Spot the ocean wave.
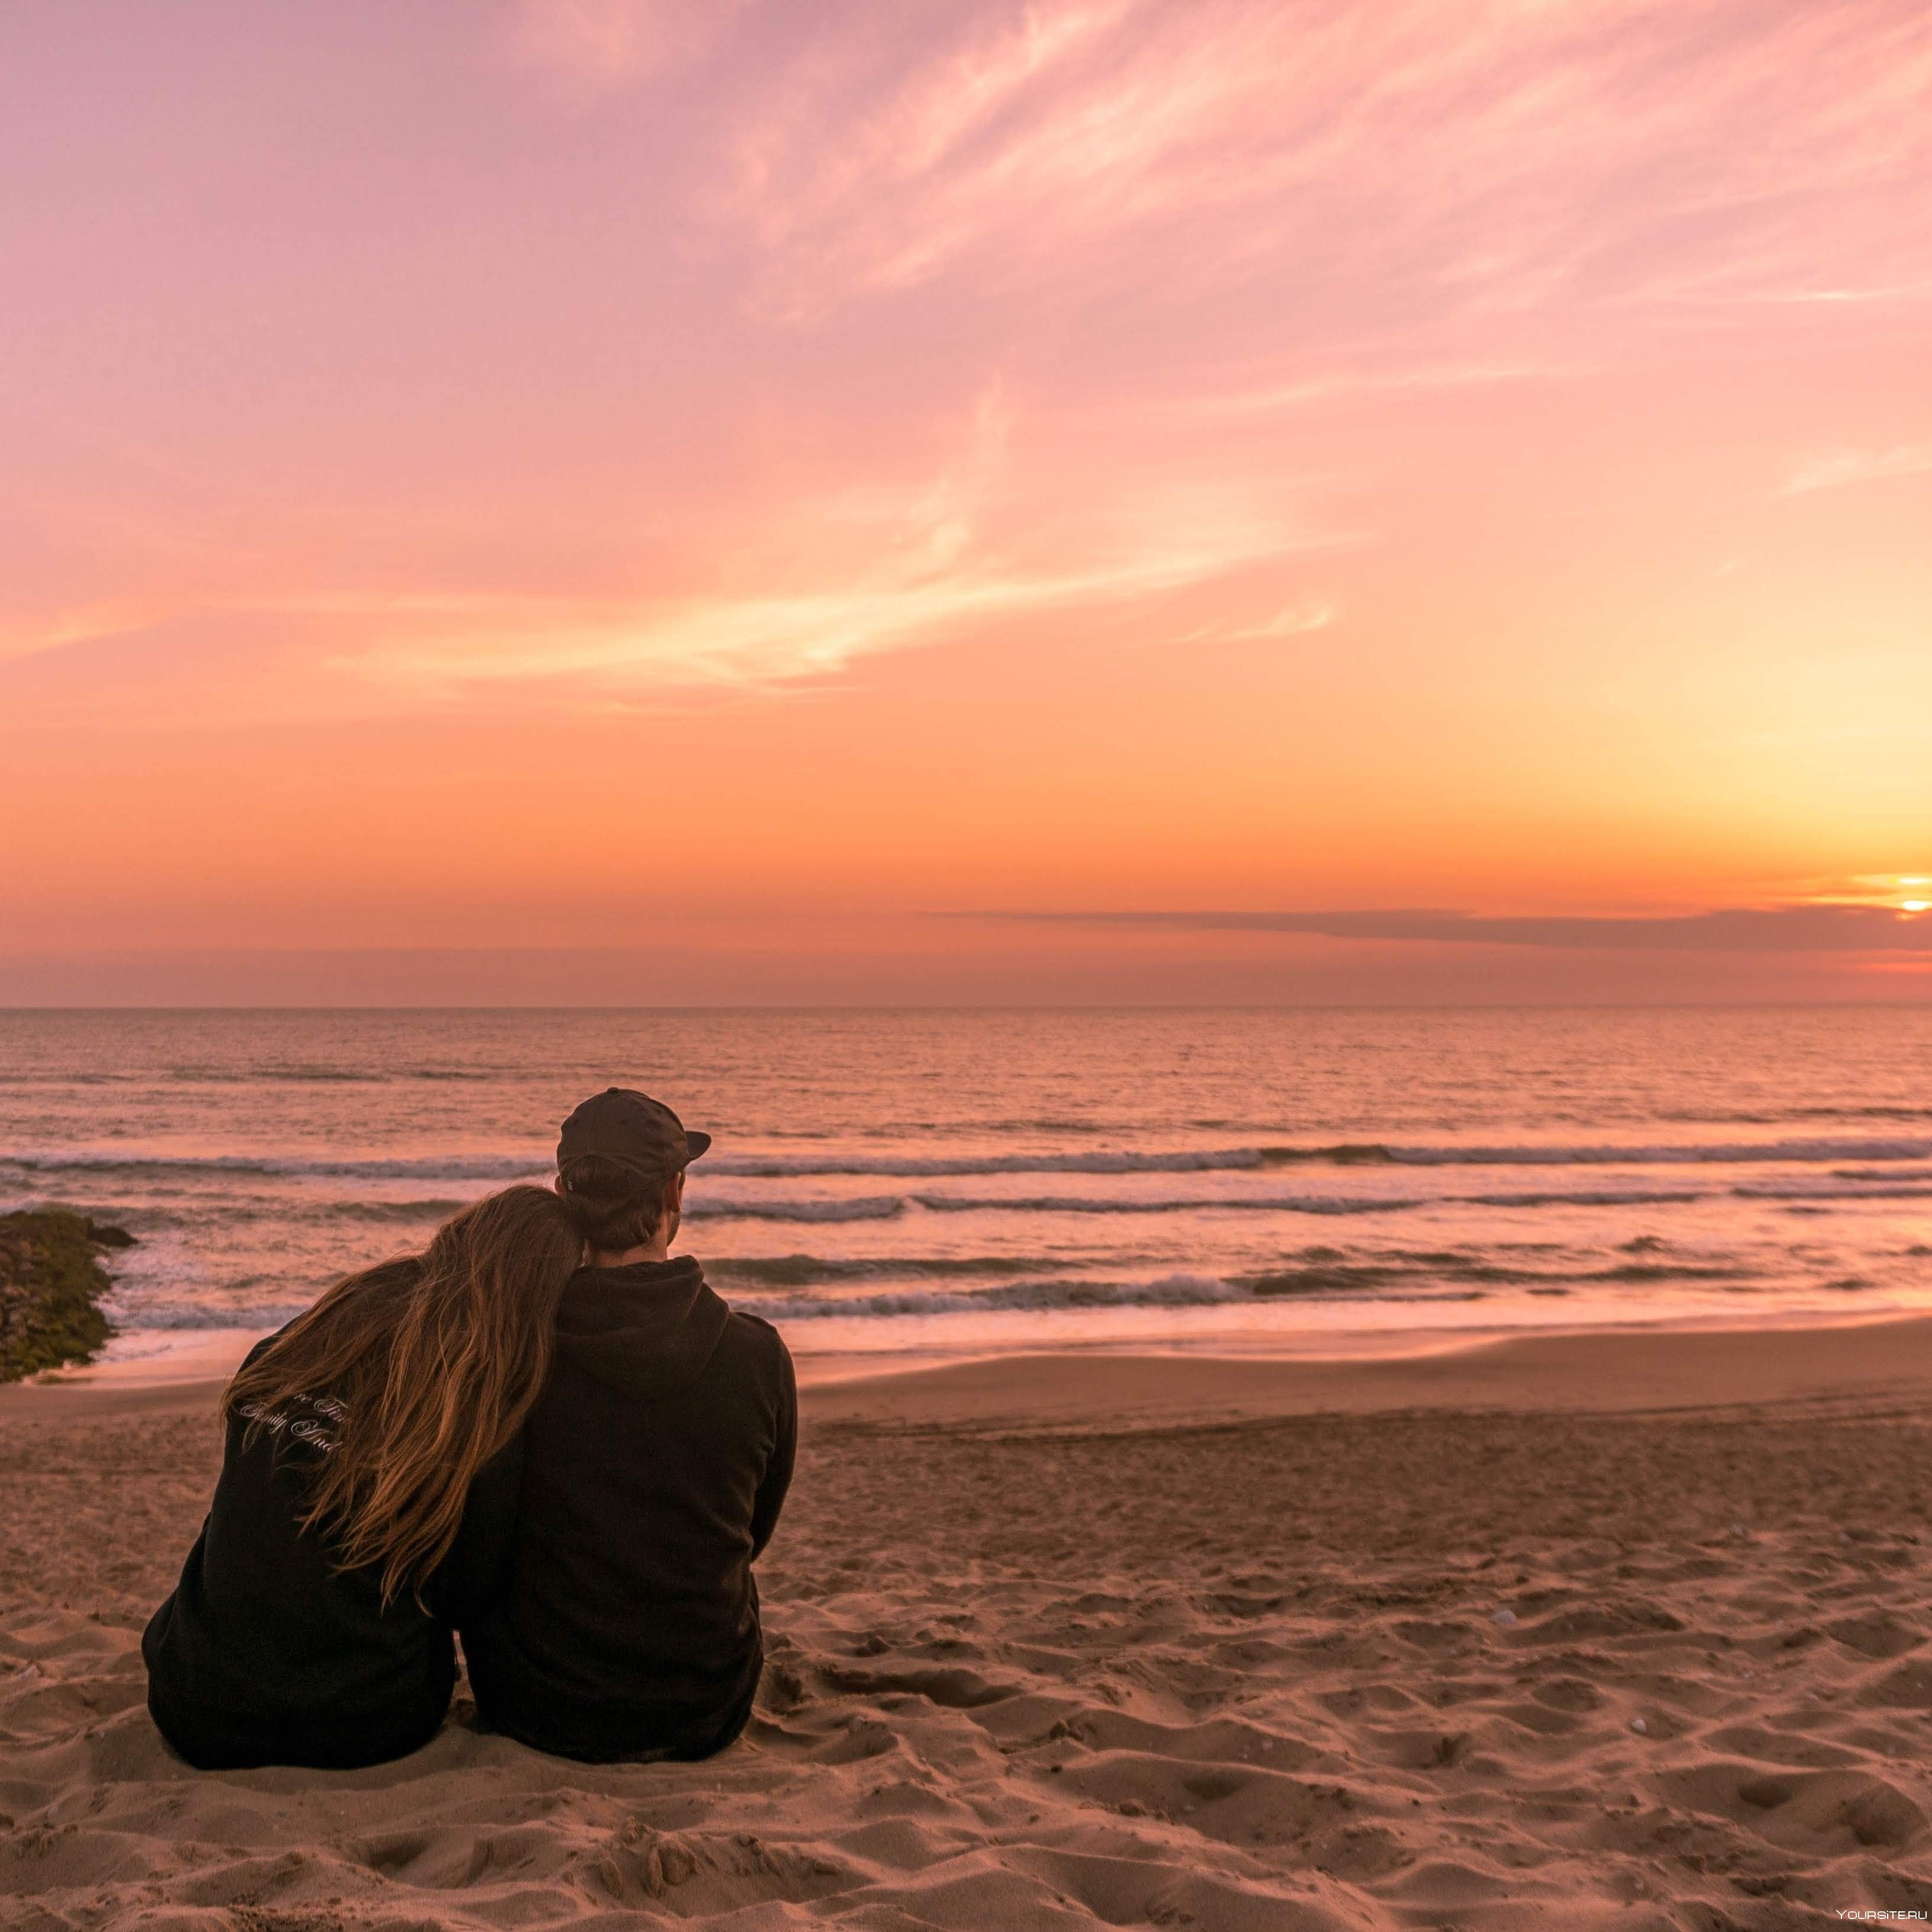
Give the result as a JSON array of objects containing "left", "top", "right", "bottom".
[
  {"left": 733, "top": 1274, "right": 1254, "bottom": 1320},
  {"left": 1235, "top": 1256, "right": 1747, "bottom": 1295},
  {"left": 1262, "top": 1136, "right": 1932, "bottom": 1168},
  {"left": 734, "top": 1274, "right": 1507, "bottom": 1320},
  {"left": 709, "top": 1248, "right": 1735, "bottom": 1293},
  {"left": 735, "top": 1244, "right": 1768, "bottom": 1316},
  {"left": 1793, "top": 1106, "right": 1932, "bottom": 1122},
  {"left": 708, "top": 1253, "right": 1078, "bottom": 1287},
  {"left": 705, "top": 1147, "right": 1270, "bottom": 1177},
  {"left": 117, "top": 1193, "right": 489, "bottom": 1225},
  {"left": 20, "top": 1164, "right": 1908, "bottom": 1224},
  {"left": 1731, "top": 1181, "right": 1932, "bottom": 1202},
  {"left": 1466, "top": 1189, "right": 1708, "bottom": 1209},
  {"left": 1259, "top": 1143, "right": 1402, "bottom": 1165},
  {"left": 0, "top": 1072, "right": 138, "bottom": 1085},
  {"left": 99, "top": 1297, "right": 312, "bottom": 1331},
  {"left": 89, "top": 1246, "right": 1780, "bottom": 1332},
  {"left": 908, "top": 1192, "right": 1426, "bottom": 1217},
  {"left": 251, "top": 1068, "right": 390, "bottom": 1083},
  {"left": 0, "top": 1150, "right": 549, "bottom": 1182},
  {"left": 305, "top": 1197, "right": 475, "bottom": 1222},
  {"left": 902, "top": 1186, "right": 1715, "bottom": 1215},
  {"left": 98, "top": 1268, "right": 1388, "bottom": 1330},
  {"left": 687, "top": 1195, "right": 906, "bottom": 1223},
  {"left": 161, "top": 1066, "right": 495, "bottom": 1084},
  {"left": 12, "top": 1132, "right": 1927, "bottom": 1188}
]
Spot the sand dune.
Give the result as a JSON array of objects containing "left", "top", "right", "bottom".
[{"left": 8, "top": 1326, "right": 1932, "bottom": 1927}]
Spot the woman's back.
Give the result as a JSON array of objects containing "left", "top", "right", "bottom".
[
  {"left": 142, "top": 1345, "right": 519, "bottom": 1768},
  {"left": 460, "top": 1256, "right": 796, "bottom": 1760},
  {"left": 142, "top": 1186, "right": 580, "bottom": 1771}
]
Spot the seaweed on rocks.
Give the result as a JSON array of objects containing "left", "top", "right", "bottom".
[{"left": 0, "top": 1210, "right": 130, "bottom": 1381}]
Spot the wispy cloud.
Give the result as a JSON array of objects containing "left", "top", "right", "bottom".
[
  {"left": 1779, "top": 445, "right": 1932, "bottom": 497},
  {"left": 722, "top": 0, "right": 1932, "bottom": 322},
  {"left": 347, "top": 521, "right": 1322, "bottom": 697},
  {"left": 332, "top": 387, "right": 1342, "bottom": 696},
  {"left": 983, "top": 906, "right": 1932, "bottom": 952},
  {"left": 2, "top": 370, "right": 1356, "bottom": 712}
]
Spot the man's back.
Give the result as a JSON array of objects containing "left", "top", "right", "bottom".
[{"left": 462, "top": 1256, "right": 796, "bottom": 1760}]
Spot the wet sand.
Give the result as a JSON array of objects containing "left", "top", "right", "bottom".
[{"left": 7, "top": 1322, "right": 1932, "bottom": 1928}]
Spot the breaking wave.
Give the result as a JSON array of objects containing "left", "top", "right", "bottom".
[
  {"left": 708, "top": 1253, "right": 1078, "bottom": 1287},
  {"left": 99, "top": 1297, "right": 314, "bottom": 1332},
  {"left": 1259, "top": 1136, "right": 1932, "bottom": 1168},
  {"left": 686, "top": 1195, "right": 906, "bottom": 1224}
]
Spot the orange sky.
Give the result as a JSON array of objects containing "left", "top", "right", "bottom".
[{"left": 3, "top": 1, "right": 1929, "bottom": 1002}]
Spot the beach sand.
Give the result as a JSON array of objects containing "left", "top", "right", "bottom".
[{"left": 7, "top": 1324, "right": 1932, "bottom": 1929}]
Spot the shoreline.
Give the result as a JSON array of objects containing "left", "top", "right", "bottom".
[{"left": 11, "top": 1308, "right": 1932, "bottom": 1428}]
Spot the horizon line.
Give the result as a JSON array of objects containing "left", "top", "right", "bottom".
[{"left": 4, "top": 999, "right": 1926, "bottom": 1014}]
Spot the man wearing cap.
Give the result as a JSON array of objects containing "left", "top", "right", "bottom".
[{"left": 458, "top": 1088, "right": 797, "bottom": 1763}]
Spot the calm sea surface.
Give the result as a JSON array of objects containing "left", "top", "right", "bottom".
[{"left": 4, "top": 1007, "right": 1931, "bottom": 1371}]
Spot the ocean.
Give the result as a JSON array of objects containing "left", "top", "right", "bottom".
[{"left": 4, "top": 1006, "right": 1930, "bottom": 1374}]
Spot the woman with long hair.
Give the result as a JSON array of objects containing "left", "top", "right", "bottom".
[{"left": 143, "top": 1184, "right": 581, "bottom": 1771}]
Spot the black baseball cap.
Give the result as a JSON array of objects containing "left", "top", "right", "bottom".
[{"left": 557, "top": 1087, "right": 711, "bottom": 1181}]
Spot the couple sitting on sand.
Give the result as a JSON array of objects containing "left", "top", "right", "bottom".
[{"left": 141, "top": 1088, "right": 796, "bottom": 1771}]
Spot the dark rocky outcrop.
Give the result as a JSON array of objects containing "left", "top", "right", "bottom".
[{"left": 0, "top": 1210, "right": 130, "bottom": 1381}]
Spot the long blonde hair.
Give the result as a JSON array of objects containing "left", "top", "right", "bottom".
[{"left": 223, "top": 1184, "right": 579, "bottom": 1604}]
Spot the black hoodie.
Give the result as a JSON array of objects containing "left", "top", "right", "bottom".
[
  {"left": 141, "top": 1335, "right": 521, "bottom": 1771},
  {"left": 460, "top": 1256, "right": 796, "bottom": 1762}
]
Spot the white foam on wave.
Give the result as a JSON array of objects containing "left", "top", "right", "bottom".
[{"left": 102, "top": 1296, "right": 314, "bottom": 1332}]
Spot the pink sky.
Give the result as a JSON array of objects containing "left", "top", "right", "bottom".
[{"left": 3, "top": 1, "right": 1929, "bottom": 1001}]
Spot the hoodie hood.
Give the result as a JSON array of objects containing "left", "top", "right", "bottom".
[{"left": 553, "top": 1255, "right": 731, "bottom": 1400}]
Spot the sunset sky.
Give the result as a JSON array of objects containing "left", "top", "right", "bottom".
[{"left": 4, "top": 0, "right": 1929, "bottom": 1003}]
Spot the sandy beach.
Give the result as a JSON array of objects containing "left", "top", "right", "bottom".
[{"left": 8, "top": 1323, "right": 1932, "bottom": 1930}]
